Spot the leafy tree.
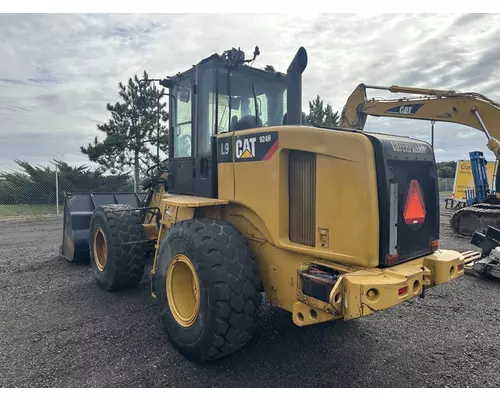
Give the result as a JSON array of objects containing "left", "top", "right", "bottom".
[
  {"left": 80, "top": 70, "right": 169, "bottom": 191},
  {"left": 436, "top": 161, "right": 457, "bottom": 178},
  {"left": 436, "top": 161, "right": 457, "bottom": 171},
  {"left": 437, "top": 166, "right": 455, "bottom": 178},
  {"left": 0, "top": 160, "right": 132, "bottom": 205},
  {"left": 306, "top": 95, "right": 339, "bottom": 127}
]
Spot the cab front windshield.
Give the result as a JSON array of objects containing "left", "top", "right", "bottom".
[{"left": 219, "top": 68, "right": 287, "bottom": 129}]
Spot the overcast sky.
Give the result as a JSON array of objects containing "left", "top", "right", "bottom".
[{"left": 1, "top": 13, "right": 500, "bottom": 172}]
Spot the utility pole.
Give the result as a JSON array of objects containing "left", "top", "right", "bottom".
[
  {"left": 49, "top": 160, "right": 59, "bottom": 216},
  {"left": 431, "top": 120, "right": 435, "bottom": 149},
  {"left": 55, "top": 163, "right": 59, "bottom": 216}
]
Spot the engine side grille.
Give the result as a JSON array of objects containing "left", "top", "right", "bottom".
[{"left": 289, "top": 150, "right": 316, "bottom": 247}]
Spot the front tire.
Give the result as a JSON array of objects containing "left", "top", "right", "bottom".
[
  {"left": 89, "top": 204, "right": 149, "bottom": 291},
  {"left": 155, "top": 218, "right": 262, "bottom": 363}
]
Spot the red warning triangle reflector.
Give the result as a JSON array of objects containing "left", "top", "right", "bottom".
[{"left": 403, "top": 179, "right": 426, "bottom": 225}]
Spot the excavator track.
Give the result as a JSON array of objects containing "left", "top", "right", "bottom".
[{"left": 449, "top": 203, "right": 500, "bottom": 237}]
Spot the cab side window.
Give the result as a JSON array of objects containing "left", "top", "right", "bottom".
[{"left": 172, "top": 79, "right": 192, "bottom": 158}]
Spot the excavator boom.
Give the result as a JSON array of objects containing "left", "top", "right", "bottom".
[
  {"left": 340, "top": 83, "right": 500, "bottom": 238},
  {"left": 340, "top": 83, "right": 500, "bottom": 150}
]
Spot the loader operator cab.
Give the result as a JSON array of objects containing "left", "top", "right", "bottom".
[{"left": 160, "top": 47, "right": 293, "bottom": 199}]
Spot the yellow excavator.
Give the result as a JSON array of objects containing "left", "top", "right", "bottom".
[{"left": 340, "top": 83, "right": 500, "bottom": 238}]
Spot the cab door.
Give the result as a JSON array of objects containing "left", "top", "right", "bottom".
[
  {"left": 168, "top": 62, "right": 226, "bottom": 199},
  {"left": 168, "top": 72, "right": 195, "bottom": 195},
  {"left": 193, "top": 63, "right": 218, "bottom": 198}
]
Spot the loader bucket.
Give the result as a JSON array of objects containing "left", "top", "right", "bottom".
[{"left": 60, "top": 192, "right": 148, "bottom": 263}]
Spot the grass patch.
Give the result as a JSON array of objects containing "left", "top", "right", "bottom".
[{"left": 0, "top": 204, "right": 61, "bottom": 219}]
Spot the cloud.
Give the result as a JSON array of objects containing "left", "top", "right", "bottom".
[{"left": 1, "top": 13, "right": 499, "bottom": 172}]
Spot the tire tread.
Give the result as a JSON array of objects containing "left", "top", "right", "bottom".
[
  {"left": 159, "top": 218, "right": 261, "bottom": 362},
  {"left": 90, "top": 204, "right": 148, "bottom": 291}
]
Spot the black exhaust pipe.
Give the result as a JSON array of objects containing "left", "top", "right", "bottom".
[{"left": 286, "top": 46, "right": 308, "bottom": 125}]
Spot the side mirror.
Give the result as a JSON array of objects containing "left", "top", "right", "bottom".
[{"left": 179, "top": 88, "right": 190, "bottom": 103}]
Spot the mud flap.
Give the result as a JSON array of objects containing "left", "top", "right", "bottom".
[{"left": 60, "top": 192, "right": 147, "bottom": 263}]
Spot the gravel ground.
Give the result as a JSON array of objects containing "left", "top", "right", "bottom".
[{"left": 1, "top": 206, "right": 500, "bottom": 388}]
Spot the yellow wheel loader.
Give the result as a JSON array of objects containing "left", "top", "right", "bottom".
[{"left": 61, "top": 46, "right": 466, "bottom": 363}]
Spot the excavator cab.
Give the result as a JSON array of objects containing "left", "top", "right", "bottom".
[{"left": 160, "top": 47, "right": 290, "bottom": 199}]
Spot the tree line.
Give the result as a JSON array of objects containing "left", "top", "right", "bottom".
[
  {"left": 0, "top": 161, "right": 132, "bottom": 205},
  {"left": 436, "top": 161, "right": 457, "bottom": 178}
]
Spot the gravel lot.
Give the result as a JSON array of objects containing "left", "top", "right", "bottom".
[{"left": 1, "top": 204, "right": 500, "bottom": 388}]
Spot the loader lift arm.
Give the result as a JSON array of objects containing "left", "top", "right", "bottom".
[{"left": 339, "top": 83, "right": 500, "bottom": 162}]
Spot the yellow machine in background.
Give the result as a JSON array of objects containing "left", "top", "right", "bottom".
[
  {"left": 61, "top": 47, "right": 466, "bottom": 364},
  {"left": 452, "top": 160, "right": 496, "bottom": 201},
  {"left": 340, "top": 83, "right": 500, "bottom": 237}
]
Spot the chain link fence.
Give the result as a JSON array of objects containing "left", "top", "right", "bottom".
[
  {"left": 0, "top": 159, "right": 459, "bottom": 220},
  {"left": 438, "top": 178, "right": 454, "bottom": 194},
  {"left": 0, "top": 160, "right": 136, "bottom": 220}
]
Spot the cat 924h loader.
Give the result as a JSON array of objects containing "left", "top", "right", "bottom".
[{"left": 61, "top": 46, "right": 467, "bottom": 363}]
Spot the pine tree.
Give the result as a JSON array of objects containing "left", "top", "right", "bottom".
[
  {"left": 80, "top": 70, "right": 169, "bottom": 191},
  {"left": 306, "top": 95, "right": 339, "bottom": 127}
]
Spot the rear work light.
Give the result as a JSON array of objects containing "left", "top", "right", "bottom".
[{"left": 403, "top": 179, "right": 426, "bottom": 225}]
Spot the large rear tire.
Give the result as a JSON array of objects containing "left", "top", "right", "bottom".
[
  {"left": 154, "top": 218, "right": 262, "bottom": 363},
  {"left": 89, "top": 204, "right": 149, "bottom": 291}
]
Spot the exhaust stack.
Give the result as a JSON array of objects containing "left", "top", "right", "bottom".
[{"left": 286, "top": 46, "right": 308, "bottom": 125}]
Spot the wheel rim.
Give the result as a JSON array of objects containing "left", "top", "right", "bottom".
[
  {"left": 166, "top": 254, "right": 200, "bottom": 328},
  {"left": 93, "top": 227, "right": 107, "bottom": 272}
]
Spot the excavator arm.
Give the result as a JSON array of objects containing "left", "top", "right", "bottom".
[{"left": 339, "top": 83, "right": 500, "bottom": 158}]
